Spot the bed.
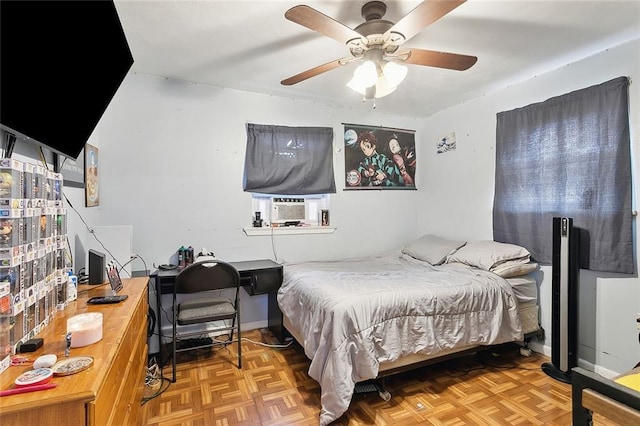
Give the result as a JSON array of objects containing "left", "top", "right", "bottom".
[{"left": 278, "top": 235, "right": 542, "bottom": 425}]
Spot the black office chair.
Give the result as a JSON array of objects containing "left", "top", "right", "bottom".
[{"left": 171, "top": 259, "right": 241, "bottom": 382}]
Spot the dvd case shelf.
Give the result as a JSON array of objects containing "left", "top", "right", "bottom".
[{"left": 0, "top": 158, "right": 67, "bottom": 375}]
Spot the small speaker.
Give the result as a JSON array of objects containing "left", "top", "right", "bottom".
[{"left": 88, "top": 249, "right": 106, "bottom": 284}]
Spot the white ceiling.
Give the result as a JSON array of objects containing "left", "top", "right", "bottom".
[{"left": 113, "top": 0, "right": 640, "bottom": 118}]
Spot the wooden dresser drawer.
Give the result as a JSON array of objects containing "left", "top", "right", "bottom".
[{"left": 93, "top": 285, "right": 148, "bottom": 425}]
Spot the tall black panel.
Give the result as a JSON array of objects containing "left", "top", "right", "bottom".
[
  {"left": 88, "top": 250, "right": 106, "bottom": 285},
  {"left": 542, "top": 217, "right": 580, "bottom": 383},
  {"left": 1, "top": 1, "right": 133, "bottom": 160}
]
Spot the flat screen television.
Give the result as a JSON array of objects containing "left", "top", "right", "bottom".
[{"left": 0, "top": 1, "right": 134, "bottom": 160}]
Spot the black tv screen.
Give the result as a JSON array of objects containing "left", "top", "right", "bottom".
[{"left": 0, "top": 0, "right": 134, "bottom": 160}]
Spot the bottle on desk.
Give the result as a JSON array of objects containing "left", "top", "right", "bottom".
[
  {"left": 178, "top": 246, "right": 186, "bottom": 269},
  {"left": 67, "top": 271, "right": 78, "bottom": 302},
  {"left": 186, "top": 246, "right": 194, "bottom": 265}
]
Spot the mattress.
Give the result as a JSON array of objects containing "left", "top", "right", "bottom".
[
  {"left": 507, "top": 274, "right": 538, "bottom": 304},
  {"left": 506, "top": 274, "right": 540, "bottom": 335}
]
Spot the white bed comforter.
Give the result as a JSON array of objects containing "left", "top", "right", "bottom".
[{"left": 278, "top": 253, "right": 523, "bottom": 425}]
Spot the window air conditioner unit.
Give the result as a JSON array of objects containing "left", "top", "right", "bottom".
[{"left": 271, "top": 197, "right": 306, "bottom": 224}]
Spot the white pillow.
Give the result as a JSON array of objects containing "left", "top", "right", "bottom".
[
  {"left": 402, "top": 235, "right": 466, "bottom": 265},
  {"left": 446, "top": 240, "right": 530, "bottom": 271},
  {"left": 491, "top": 260, "right": 538, "bottom": 278}
]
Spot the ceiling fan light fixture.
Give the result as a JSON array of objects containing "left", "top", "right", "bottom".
[
  {"left": 347, "top": 81, "right": 367, "bottom": 96},
  {"left": 283, "top": 1, "right": 478, "bottom": 98},
  {"left": 347, "top": 60, "right": 378, "bottom": 93},
  {"left": 348, "top": 62, "right": 401, "bottom": 99},
  {"left": 372, "top": 75, "right": 397, "bottom": 98},
  {"left": 382, "top": 61, "right": 407, "bottom": 87}
]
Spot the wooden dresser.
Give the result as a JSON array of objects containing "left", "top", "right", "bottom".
[{"left": 0, "top": 277, "right": 148, "bottom": 426}]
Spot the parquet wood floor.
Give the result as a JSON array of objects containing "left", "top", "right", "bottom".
[{"left": 141, "top": 329, "right": 617, "bottom": 426}]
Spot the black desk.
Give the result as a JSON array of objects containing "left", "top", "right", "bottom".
[
  {"left": 150, "top": 259, "right": 287, "bottom": 355},
  {"left": 153, "top": 259, "right": 283, "bottom": 295}
]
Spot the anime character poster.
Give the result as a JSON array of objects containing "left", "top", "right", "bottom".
[{"left": 344, "top": 124, "right": 416, "bottom": 190}]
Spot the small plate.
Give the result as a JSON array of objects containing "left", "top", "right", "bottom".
[{"left": 51, "top": 356, "right": 94, "bottom": 376}]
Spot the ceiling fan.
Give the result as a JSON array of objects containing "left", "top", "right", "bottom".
[{"left": 281, "top": 0, "right": 477, "bottom": 99}]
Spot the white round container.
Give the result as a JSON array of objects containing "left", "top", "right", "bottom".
[
  {"left": 67, "top": 312, "right": 103, "bottom": 347},
  {"left": 15, "top": 367, "right": 53, "bottom": 387}
]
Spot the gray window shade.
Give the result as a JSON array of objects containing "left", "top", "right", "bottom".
[
  {"left": 493, "top": 76, "right": 633, "bottom": 274},
  {"left": 243, "top": 123, "right": 336, "bottom": 195}
]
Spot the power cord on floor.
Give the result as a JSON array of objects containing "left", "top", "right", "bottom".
[
  {"left": 144, "top": 360, "right": 162, "bottom": 387},
  {"left": 240, "top": 336, "right": 294, "bottom": 348},
  {"left": 142, "top": 333, "right": 294, "bottom": 405},
  {"left": 209, "top": 334, "right": 294, "bottom": 349},
  {"left": 445, "top": 346, "right": 542, "bottom": 378},
  {"left": 476, "top": 349, "right": 541, "bottom": 371},
  {"left": 157, "top": 332, "right": 295, "bottom": 350},
  {"left": 141, "top": 356, "right": 171, "bottom": 405}
]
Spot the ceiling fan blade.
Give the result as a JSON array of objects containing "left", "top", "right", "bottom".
[
  {"left": 281, "top": 57, "right": 352, "bottom": 86},
  {"left": 384, "top": 0, "right": 466, "bottom": 44},
  {"left": 285, "top": 5, "right": 363, "bottom": 45},
  {"left": 403, "top": 48, "right": 477, "bottom": 71}
]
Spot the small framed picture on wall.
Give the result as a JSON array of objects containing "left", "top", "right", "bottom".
[{"left": 84, "top": 144, "right": 99, "bottom": 207}]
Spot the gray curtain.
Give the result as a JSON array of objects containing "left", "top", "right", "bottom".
[
  {"left": 243, "top": 123, "right": 336, "bottom": 195},
  {"left": 493, "top": 76, "right": 633, "bottom": 274}
]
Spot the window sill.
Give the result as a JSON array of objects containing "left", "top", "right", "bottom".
[{"left": 243, "top": 226, "right": 337, "bottom": 236}]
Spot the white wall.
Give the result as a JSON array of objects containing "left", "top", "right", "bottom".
[
  {"left": 415, "top": 39, "right": 640, "bottom": 376},
  {"left": 58, "top": 38, "right": 639, "bottom": 376},
  {"left": 74, "top": 74, "right": 420, "bottom": 329}
]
